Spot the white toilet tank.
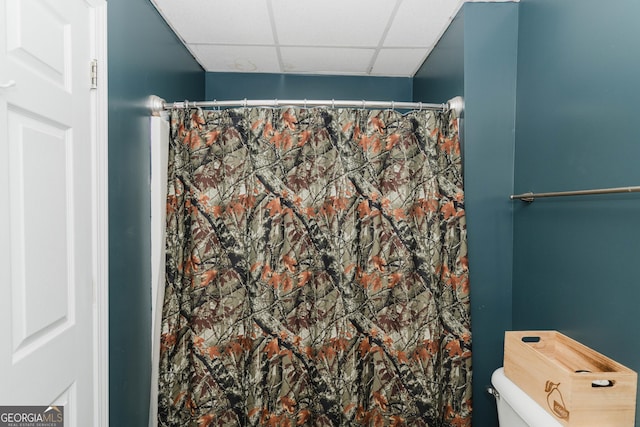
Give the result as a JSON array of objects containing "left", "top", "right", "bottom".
[{"left": 491, "top": 368, "right": 562, "bottom": 427}]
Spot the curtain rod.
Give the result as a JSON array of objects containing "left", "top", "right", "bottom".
[
  {"left": 148, "top": 95, "right": 464, "bottom": 117},
  {"left": 511, "top": 186, "right": 640, "bottom": 202}
]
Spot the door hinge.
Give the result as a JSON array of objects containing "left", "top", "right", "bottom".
[{"left": 90, "top": 59, "right": 98, "bottom": 89}]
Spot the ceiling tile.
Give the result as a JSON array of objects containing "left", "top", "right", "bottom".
[
  {"left": 370, "top": 48, "right": 429, "bottom": 76},
  {"left": 271, "top": 0, "right": 398, "bottom": 47},
  {"left": 384, "top": 0, "right": 461, "bottom": 47},
  {"left": 190, "top": 45, "right": 281, "bottom": 73},
  {"left": 280, "top": 47, "right": 375, "bottom": 74},
  {"left": 152, "top": 0, "right": 519, "bottom": 76},
  {"left": 152, "top": 0, "right": 274, "bottom": 44}
]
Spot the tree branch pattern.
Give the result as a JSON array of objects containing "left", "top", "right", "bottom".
[{"left": 158, "top": 106, "right": 472, "bottom": 427}]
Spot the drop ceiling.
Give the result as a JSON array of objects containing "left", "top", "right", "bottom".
[{"left": 151, "top": 0, "right": 516, "bottom": 77}]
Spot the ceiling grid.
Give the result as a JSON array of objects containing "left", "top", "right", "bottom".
[{"left": 150, "top": 0, "right": 517, "bottom": 77}]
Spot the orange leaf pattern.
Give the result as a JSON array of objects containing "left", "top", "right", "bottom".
[{"left": 159, "top": 107, "right": 471, "bottom": 426}]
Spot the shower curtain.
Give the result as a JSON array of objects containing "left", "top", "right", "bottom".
[{"left": 158, "top": 106, "right": 472, "bottom": 427}]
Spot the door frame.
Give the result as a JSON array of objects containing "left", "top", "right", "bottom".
[{"left": 88, "top": 1, "right": 108, "bottom": 426}]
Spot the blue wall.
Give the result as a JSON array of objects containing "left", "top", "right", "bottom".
[
  {"left": 513, "top": 0, "right": 640, "bottom": 423},
  {"left": 414, "top": 5, "right": 519, "bottom": 425},
  {"left": 206, "top": 72, "right": 412, "bottom": 102},
  {"left": 108, "top": 0, "right": 640, "bottom": 425},
  {"left": 413, "top": 12, "right": 464, "bottom": 104},
  {"left": 464, "top": 4, "right": 519, "bottom": 426},
  {"left": 108, "top": 0, "right": 204, "bottom": 425}
]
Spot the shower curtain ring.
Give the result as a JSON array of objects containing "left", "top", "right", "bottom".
[
  {"left": 331, "top": 99, "right": 335, "bottom": 109},
  {"left": 184, "top": 99, "right": 189, "bottom": 109},
  {"left": 391, "top": 101, "right": 395, "bottom": 111},
  {"left": 243, "top": 98, "right": 248, "bottom": 108},
  {"left": 362, "top": 100, "right": 366, "bottom": 110},
  {"left": 304, "top": 99, "right": 307, "bottom": 109}
]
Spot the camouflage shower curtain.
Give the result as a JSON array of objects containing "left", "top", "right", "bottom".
[{"left": 158, "top": 106, "right": 472, "bottom": 427}]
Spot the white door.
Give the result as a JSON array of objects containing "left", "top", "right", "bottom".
[{"left": 0, "top": 0, "right": 103, "bottom": 425}]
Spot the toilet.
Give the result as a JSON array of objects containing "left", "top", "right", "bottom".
[{"left": 490, "top": 368, "right": 562, "bottom": 426}]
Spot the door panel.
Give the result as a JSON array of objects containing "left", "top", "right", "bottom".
[
  {"left": 6, "top": 0, "right": 70, "bottom": 89},
  {"left": 8, "top": 108, "right": 74, "bottom": 359},
  {"left": 0, "top": 1, "right": 96, "bottom": 425}
]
